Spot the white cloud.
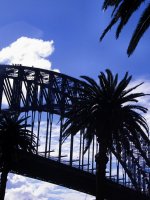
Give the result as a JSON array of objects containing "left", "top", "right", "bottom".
[
  {"left": 1, "top": 65, "right": 150, "bottom": 199},
  {"left": 129, "top": 79, "right": 150, "bottom": 106},
  {"left": 0, "top": 37, "right": 94, "bottom": 200},
  {"left": 5, "top": 116, "right": 94, "bottom": 200},
  {"left": 0, "top": 37, "right": 59, "bottom": 71},
  {"left": 3, "top": 114, "right": 94, "bottom": 200},
  {"left": 6, "top": 174, "right": 93, "bottom": 200},
  {"left": 0, "top": 37, "right": 60, "bottom": 106},
  {"left": 128, "top": 79, "right": 150, "bottom": 127}
]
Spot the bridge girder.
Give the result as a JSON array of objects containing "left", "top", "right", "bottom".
[{"left": 0, "top": 64, "right": 149, "bottom": 197}]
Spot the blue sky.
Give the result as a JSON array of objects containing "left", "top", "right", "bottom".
[
  {"left": 0, "top": 0, "right": 150, "bottom": 79},
  {"left": 0, "top": 0, "right": 150, "bottom": 200}
]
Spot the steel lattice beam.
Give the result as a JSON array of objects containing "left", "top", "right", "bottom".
[{"left": 0, "top": 64, "right": 149, "bottom": 196}]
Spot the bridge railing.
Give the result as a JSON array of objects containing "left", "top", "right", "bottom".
[{"left": 0, "top": 65, "right": 149, "bottom": 195}]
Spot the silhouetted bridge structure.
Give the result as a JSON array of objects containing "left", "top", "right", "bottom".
[{"left": 0, "top": 65, "right": 150, "bottom": 199}]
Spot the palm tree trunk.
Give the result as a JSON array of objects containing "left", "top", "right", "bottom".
[
  {"left": 95, "top": 142, "right": 108, "bottom": 200},
  {"left": 0, "top": 167, "right": 9, "bottom": 200}
]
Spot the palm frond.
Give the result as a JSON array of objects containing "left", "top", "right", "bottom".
[
  {"left": 100, "top": 14, "right": 120, "bottom": 41},
  {"left": 127, "top": 3, "right": 150, "bottom": 56},
  {"left": 111, "top": 0, "right": 122, "bottom": 16},
  {"left": 102, "top": 0, "right": 121, "bottom": 10},
  {"left": 116, "top": 0, "right": 144, "bottom": 38},
  {"left": 83, "top": 126, "right": 95, "bottom": 153},
  {"left": 121, "top": 82, "right": 144, "bottom": 97},
  {"left": 101, "top": 0, "right": 148, "bottom": 55},
  {"left": 114, "top": 72, "right": 132, "bottom": 98},
  {"left": 0, "top": 112, "right": 37, "bottom": 155},
  {"left": 62, "top": 69, "right": 150, "bottom": 185},
  {"left": 80, "top": 75, "right": 101, "bottom": 94},
  {"left": 120, "top": 92, "right": 146, "bottom": 104}
]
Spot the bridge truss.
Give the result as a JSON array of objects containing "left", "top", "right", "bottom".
[{"left": 0, "top": 64, "right": 149, "bottom": 196}]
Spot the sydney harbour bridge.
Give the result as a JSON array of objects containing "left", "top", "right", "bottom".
[{"left": 0, "top": 64, "right": 150, "bottom": 200}]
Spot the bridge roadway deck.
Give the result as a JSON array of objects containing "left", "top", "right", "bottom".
[{"left": 9, "top": 151, "right": 149, "bottom": 200}]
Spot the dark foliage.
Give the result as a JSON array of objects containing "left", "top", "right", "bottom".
[
  {"left": 100, "top": 0, "right": 150, "bottom": 56},
  {"left": 0, "top": 112, "right": 37, "bottom": 200},
  {"left": 62, "top": 69, "right": 150, "bottom": 199}
]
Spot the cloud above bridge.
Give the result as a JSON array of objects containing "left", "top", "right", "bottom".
[{"left": 0, "top": 37, "right": 59, "bottom": 71}]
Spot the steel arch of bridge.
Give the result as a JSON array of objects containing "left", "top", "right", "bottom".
[{"left": 0, "top": 64, "right": 150, "bottom": 196}]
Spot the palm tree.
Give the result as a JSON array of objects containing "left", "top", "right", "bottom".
[
  {"left": 100, "top": 0, "right": 150, "bottom": 56},
  {"left": 62, "top": 69, "right": 150, "bottom": 200},
  {"left": 0, "top": 112, "right": 37, "bottom": 200}
]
